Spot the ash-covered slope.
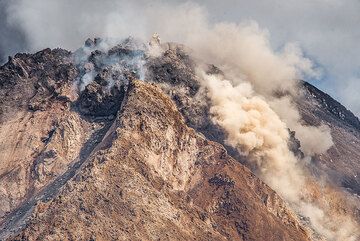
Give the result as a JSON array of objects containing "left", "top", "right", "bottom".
[
  {"left": 297, "top": 81, "right": 360, "bottom": 196},
  {"left": 0, "top": 43, "right": 312, "bottom": 240}
]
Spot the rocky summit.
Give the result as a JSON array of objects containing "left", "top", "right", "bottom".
[{"left": 0, "top": 38, "right": 359, "bottom": 240}]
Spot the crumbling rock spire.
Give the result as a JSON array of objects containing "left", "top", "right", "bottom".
[{"left": 149, "top": 33, "right": 161, "bottom": 46}]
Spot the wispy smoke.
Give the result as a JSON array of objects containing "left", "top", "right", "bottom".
[
  {"left": 73, "top": 37, "right": 146, "bottom": 92},
  {"left": 2, "top": 0, "right": 358, "bottom": 239}
]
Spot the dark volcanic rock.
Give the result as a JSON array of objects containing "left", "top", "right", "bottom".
[
  {"left": 0, "top": 48, "right": 76, "bottom": 121},
  {"left": 74, "top": 38, "right": 146, "bottom": 117},
  {"left": 302, "top": 81, "right": 360, "bottom": 130},
  {"left": 297, "top": 80, "right": 360, "bottom": 196},
  {"left": 288, "top": 129, "right": 304, "bottom": 159},
  {"left": 145, "top": 43, "right": 200, "bottom": 95},
  {"left": 77, "top": 80, "right": 125, "bottom": 116}
]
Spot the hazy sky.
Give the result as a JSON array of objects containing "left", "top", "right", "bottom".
[{"left": 0, "top": 0, "right": 359, "bottom": 116}]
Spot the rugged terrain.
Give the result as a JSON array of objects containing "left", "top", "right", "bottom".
[
  {"left": 0, "top": 38, "right": 359, "bottom": 240},
  {"left": 298, "top": 81, "right": 360, "bottom": 196}
]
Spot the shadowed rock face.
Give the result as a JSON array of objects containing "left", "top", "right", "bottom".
[
  {"left": 0, "top": 48, "right": 76, "bottom": 120},
  {"left": 75, "top": 37, "right": 144, "bottom": 117},
  {"left": 78, "top": 81, "right": 126, "bottom": 116},
  {"left": 296, "top": 81, "right": 360, "bottom": 197},
  {"left": 0, "top": 38, "right": 359, "bottom": 240},
  {"left": 301, "top": 81, "right": 360, "bottom": 131}
]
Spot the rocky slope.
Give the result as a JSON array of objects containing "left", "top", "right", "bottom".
[
  {"left": 298, "top": 81, "right": 360, "bottom": 196},
  {"left": 0, "top": 38, "right": 359, "bottom": 240},
  {"left": 0, "top": 42, "right": 313, "bottom": 240}
]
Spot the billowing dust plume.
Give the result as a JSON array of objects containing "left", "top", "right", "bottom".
[
  {"left": 183, "top": 15, "right": 357, "bottom": 239},
  {"left": 199, "top": 71, "right": 358, "bottom": 240}
]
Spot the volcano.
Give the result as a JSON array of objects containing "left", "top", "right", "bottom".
[{"left": 0, "top": 38, "right": 359, "bottom": 240}]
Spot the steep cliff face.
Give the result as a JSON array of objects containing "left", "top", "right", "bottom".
[
  {"left": 0, "top": 49, "right": 82, "bottom": 220},
  {"left": 0, "top": 39, "right": 143, "bottom": 225}
]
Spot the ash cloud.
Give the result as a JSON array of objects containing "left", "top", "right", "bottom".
[{"left": 0, "top": 0, "right": 28, "bottom": 64}]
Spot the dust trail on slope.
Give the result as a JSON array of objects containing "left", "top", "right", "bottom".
[{"left": 199, "top": 71, "right": 359, "bottom": 240}]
